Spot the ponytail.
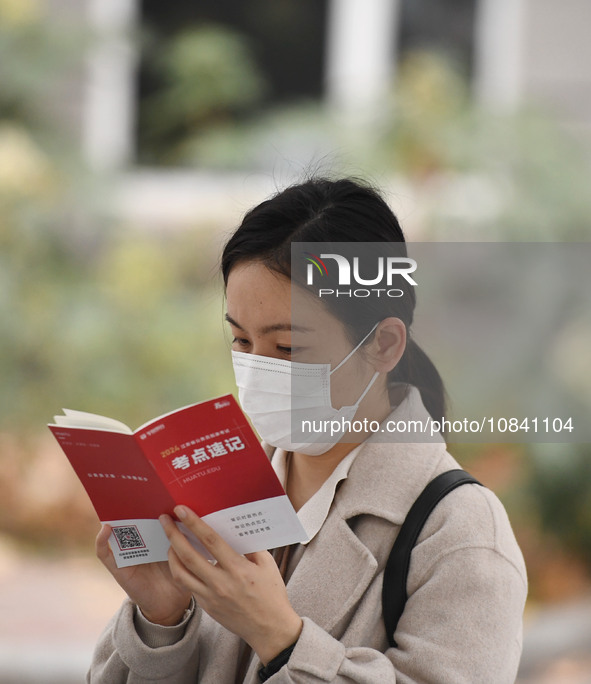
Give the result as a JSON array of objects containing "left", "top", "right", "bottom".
[{"left": 389, "top": 338, "right": 447, "bottom": 430}]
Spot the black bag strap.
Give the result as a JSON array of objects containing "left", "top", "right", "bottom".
[{"left": 382, "top": 469, "right": 483, "bottom": 648}]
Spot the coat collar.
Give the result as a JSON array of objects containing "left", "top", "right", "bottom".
[{"left": 336, "top": 385, "right": 449, "bottom": 525}]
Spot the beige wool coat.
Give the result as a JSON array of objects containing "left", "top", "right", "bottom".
[{"left": 88, "top": 390, "right": 527, "bottom": 683}]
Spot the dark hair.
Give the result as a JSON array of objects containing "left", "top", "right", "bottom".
[{"left": 221, "top": 177, "right": 446, "bottom": 423}]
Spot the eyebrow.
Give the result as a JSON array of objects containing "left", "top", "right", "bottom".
[{"left": 225, "top": 313, "right": 314, "bottom": 335}]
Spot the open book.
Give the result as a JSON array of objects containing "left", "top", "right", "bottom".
[{"left": 49, "top": 394, "right": 307, "bottom": 567}]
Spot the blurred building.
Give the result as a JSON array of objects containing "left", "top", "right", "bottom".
[{"left": 44, "top": 0, "right": 591, "bottom": 226}]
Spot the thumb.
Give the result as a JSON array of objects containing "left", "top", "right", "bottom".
[{"left": 96, "top": 524, "right": 116, "bottom": 567}]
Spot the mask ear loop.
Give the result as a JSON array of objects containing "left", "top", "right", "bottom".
[
  {"left": 330, "top": 322, "right": 380, "bottom": 375},
  {"left": 353, "top": 369, "right": 380, "bottom": 407}
]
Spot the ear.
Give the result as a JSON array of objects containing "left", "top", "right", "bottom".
[{"left": 368, "top": 318, "right": 407, "bottom": 373}]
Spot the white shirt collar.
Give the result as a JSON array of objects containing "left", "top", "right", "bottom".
[{"left": 271, "top": 444, "right": 362, "bottom": 545}]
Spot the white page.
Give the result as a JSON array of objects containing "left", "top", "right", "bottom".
[
  {"left": 105, "top": 495, "right": 308, "bottom": 568},
  {"left": 52, "top": 409, "right": 133, "bottom": 434}
]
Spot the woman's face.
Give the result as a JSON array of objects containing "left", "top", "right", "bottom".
[{"left": 225, "top": 261, "right": 379, "bottom": 410}]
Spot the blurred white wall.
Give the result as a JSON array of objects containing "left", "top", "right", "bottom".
[
  {"left": 84, "top": 0, "right": 138, "bottom": 170},
  {"left": 521, "top": 0, "right": 591, "bottom": 143},
  {"left": 325, "top": 0, "right": 400, "bottom": 126},
  {"left": 473, "top": 0, "right": 526, "bottom": 113}
]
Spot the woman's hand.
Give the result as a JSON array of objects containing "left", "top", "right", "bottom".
[
  {"left": 96, "top": 523, "right": 192, "bottom": 626},
  {"left": 160, "top": 505, "right": 303, "bottom": 665}
]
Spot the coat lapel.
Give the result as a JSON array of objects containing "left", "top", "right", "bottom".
[{"left": 285, "top": 508, "right": 378, "bottom": 635}]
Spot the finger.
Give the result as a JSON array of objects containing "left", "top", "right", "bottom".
[
  {"left": 160, "top": 513, "right": 220, "bottom": 582},
  {"left": 173, "top": 506, "right": 243, "bottom": 570},
  {"left": 96, "top": 522, "right": 111, "bottom": 545},
  {"left": 96, "top": 524, "right": 117, "bottom": 571},
  {"left": 167, "top": 546, "right": 208, "bottom": 596},
  {"left": 244, "top": 550, "right": 274, "bottom": 567}
]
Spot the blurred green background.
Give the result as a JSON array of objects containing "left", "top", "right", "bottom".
[{"left": 1, "top": 1, "right": 591, "bottom": 681}]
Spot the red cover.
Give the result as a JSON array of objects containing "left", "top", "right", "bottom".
[{"left": 49, "top": 395, "right": 284, "bottom": 521}]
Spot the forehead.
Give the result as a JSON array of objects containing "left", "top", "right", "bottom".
[
  {"left": 226, "top": 262, "right": 290, "bottom": 318},
  {"left": 225, "top": 261, "right": 333, "bottom": 334}
]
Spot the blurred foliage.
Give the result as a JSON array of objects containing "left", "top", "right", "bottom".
[
  {"left": 139, "top": 24, "right": 266, "bottom": 165},
  {"left": 525, "top": 445, "right": 591, "bottom": 567},
  {"left": 0, "top": 4, "right": 235, "bottom": 434},
  {"left": 174, "top": 49, "right": 591, "bottom": 240},
  {"left": 0, "top": 0, "right": 87, "bottom": 127},
  {"left": 0, "top": 3, "right": 234, "bottom": 553},
  {"left": 374, "top": 51, "right": 591, "bottom": 240},
  {"left": 1, "top": 216, "right": 233, "bottom": 433}
]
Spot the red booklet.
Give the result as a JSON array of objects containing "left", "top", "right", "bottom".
[{"left": 49, "top": 394, "right": 307, "bottom": 567}]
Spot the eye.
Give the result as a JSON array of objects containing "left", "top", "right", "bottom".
[
  {"left": 277, "top": 345, "right": 305, "bottom": 358},
  {"left": 232, "top": 337, "right": 250, "bottom": 349}
]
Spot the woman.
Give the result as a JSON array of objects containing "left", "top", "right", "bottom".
[{"left": 89, "top": 178, "right": 527, "bottom": 683}]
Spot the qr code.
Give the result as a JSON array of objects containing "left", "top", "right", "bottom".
[{"left": 112, "top": 525, "right": 146, "bottom": 550}]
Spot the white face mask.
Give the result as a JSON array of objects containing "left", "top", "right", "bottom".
[{"left": 231, "top": 324, "right": 379, "bottom": 455}]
